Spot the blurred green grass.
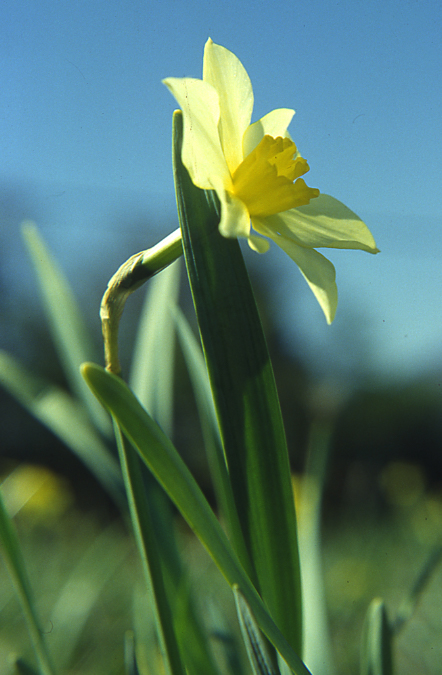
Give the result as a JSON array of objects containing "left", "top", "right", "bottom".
[{"left": 1, "top": 459, "right": 441, "bottom": 675}]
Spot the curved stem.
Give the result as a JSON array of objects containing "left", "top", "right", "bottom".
[{"left": 100, "top": 228, "right": 183, "bottom": 374}]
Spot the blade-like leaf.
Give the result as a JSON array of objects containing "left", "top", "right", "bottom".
[
  {"left": 0, "top": 351, "right": 124, "bottom": 510},
  {"left": 81, "top": 362, "right": 311, "bottom": 675},
  {"left": 21, "top": 221, "right": 111, "bottom": 436},
  {"left": 298, "top": 422, "right": 336, "bottom": 675},
  {"left": 129, "top": 259, "right": 181, "bottom": 432},
  {"left": 234, "top": 586, "right": 277, "bottom": 675},
  {"left": 360, "top": 598, "right": 393, "bottom": 675},
  {"left": 173, "top": 110, "right": 302, "bottom": 653},
  {"left": 114, "top": 422, "right": 186, "bottom": 675},
  {"left": 0, "top": 490, "right": 55, "bottom": 675},
  {"left": 124, "top": 631, "right": 141, "bottom": 675},
  {"left": 173, "top": 305, "right": 253, "bottom": 574},
  {"left": 393, "top": 542, "right": 442, "bottom": 632}
]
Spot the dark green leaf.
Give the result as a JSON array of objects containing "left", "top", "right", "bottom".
[{"left": 173, "top": 110, "right": 302, "bottom": 653}]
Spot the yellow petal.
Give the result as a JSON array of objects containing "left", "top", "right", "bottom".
[
  {"left": 163, "top": 76, "right": 232, "bottom": 191},
  {"left": 248, "top": 234, "right": 271, "bottom": 253},
  {"left": 203, "top": 38, "right": 254, "bottom": 174},
  {"left": 262, "top": 194, "right": 379, "bottom": 252},
  {"left": 254, "top": 219, "right": 338, "bottom": 323},
  {"left": 243, "top": 108, "right": 295, "bottom": 157}
]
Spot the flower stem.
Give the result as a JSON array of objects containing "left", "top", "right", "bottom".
[{"left": 100, "top": 228, "right": 183, "bottom": 374}]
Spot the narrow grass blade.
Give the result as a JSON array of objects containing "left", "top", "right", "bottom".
[
  {"left": 0, "top": 490, "right": 55, "bottom": 675},
  {"left": 21, "top": 222, "right": 111, "bottom": 436},
  {"left": 124, "top": 631, "right": 140, "bottom": 675},
  {"left": 298, "top": 422, "right": 336, "bottom": 675},
  {"left": 81, "top": 362, "right": 312, "bottom": 675},
  {"left": 48, "top": 523, "right": 129, "bottom": 669},
  {"left": 170, "top": 579, "right": 220, "bottom": 675},
  {"left": 114, "top": 421, "right": 186, "bottom": 675},
  {"left": 0, "top": 351, "right": 124, "bottom": 510},
  {"left": 360, "top": 598, "right": 393, "bottom": 675},
  {"left": 234, "top": 586, "right": 277, "bottom": 675},
  {"left": 393, "top": 542, "right": 442, "bottom": 632},
  {"left": 173, "top": 305, "right": 253, "bottom": 576},
  {"left": 129, "top": 259, "right": 181, "bottom": 433},
  {"left": 205, "top": 601, "right": 244, "bottom": 675},
  {"left": 173, "top": 111, "right": 302, "bottom": 653},
  {"left": 131, "top": 585, "right": 157, "bottom": 675}
]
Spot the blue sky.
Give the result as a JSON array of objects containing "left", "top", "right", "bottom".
[{"left": 2, "top": 0, "right": 442, "bottom": 382}]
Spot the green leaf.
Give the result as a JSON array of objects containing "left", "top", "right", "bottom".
[
  {"left": 21, "top": 221, "right": 111, "bottom": 436},
  {"left": 172, "top": 110, "right": 302, "bottom": 653},
  {"left": 81, "top": 362, "right": 311, "bottom": 675},
  {"left": 14, "top": 659, "right": 40, "bottom": 675},
  {"left": 124, "top": 631, "right": 141, "bottom": 675},
  {"left": 173, "top": 305, "right": 252, "bottom": 573},
  {"left": 129, "top": 259, "right": 181, "bottom": 433},
  {"left": 360, "top": 598, "right": 393, "bottom": 675},
  {"left": 0, "top": 490, "right": 55, "bottom": 675},
  {"left": 0, "top": 350, "right": 124, "bottom": 511},
  {"left": 298, "top": 422, "right": 336, "bottom": 675},
  {"left": 234, "top": 586, "right": 277, "bottom": 675},
  {"left": 393, "top": 542, "right": 442, "bottom": 632},
  {"left": 114, "top": 423, "right": 187, "bottom": 675}
]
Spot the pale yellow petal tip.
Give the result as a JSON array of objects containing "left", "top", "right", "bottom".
[
  {"left": 366, "top": 240, "right": 380, "bottom": 255},
  {"left": 248, "top": 234, "right": 270, "bottom": 254},
  {"left": 322, "top": 302, "right": 337, "bottom": 324},
  {"left": 364, "top": 228, "right": 380, "bottom": 254},
  {"left": 162, "top": 77, "right": 174, "bottom": 90},
  {"left": 313, "top": 294, "right": 337, "bottom": 325},
  {"left": 326, "top": 306, "right": 337, "bottom": 325},
  {"left": 204, "top": 37, "right": 214, "bottom": 56}
]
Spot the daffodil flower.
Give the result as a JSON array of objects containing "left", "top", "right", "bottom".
[{"left": 164, "top": 39, "right": 378, "bottom": 323}]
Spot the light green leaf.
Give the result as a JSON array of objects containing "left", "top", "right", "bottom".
[
  {"left": 0, "top": 350, "right": 124, "bottom": 510},
  {"left": 124, "top": 631, "right": 140, "bottom": 675},
  {"left": 129, "top": 259, "right": 181, "bottom": 434},
  {"left": 21, "top": 221, "right": 111, "bottom": 436},
  {"left": 0, "top": 490, "right": 55, "bottom": 675},
  {"left": 298, "top": 423, "right": 336, "bottom": 675},
  {"left": 234, "top": 586, "right": 277, "bottom": 675},
  {"left": 360, "top": 598, "right": 393, "bottom": 675},
  {"left": 173, "top": 305, "right": 252, "bottom": 573},
  {"left": 114, "top": 423, "right": 186, "bottom": 675}
]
